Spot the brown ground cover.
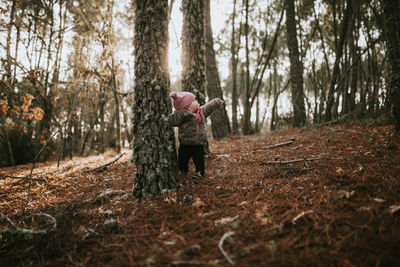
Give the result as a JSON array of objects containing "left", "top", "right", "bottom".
[{"left": 1, "top": 123, "right": 400, "bottom": 266}]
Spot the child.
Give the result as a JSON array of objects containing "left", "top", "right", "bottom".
[{"left": 168, "top": 91, "right": 225, "bottom": 179}]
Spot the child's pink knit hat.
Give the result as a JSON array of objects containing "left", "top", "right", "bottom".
[{"left": 170, "top": 92, "right": 195, "bottom": 110}]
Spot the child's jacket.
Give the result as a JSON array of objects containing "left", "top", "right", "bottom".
[{"left": 168, "top": 98, "right": 222, "bottom": 145}]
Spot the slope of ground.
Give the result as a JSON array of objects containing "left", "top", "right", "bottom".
[{"left": 1, "top": 124, "right": 400, "bottom": 266}]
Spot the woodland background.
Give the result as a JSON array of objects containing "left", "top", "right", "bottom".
[
  {"left": 0, "top": 0, "right": 399, "bottom": 169},
  {"left": 1, "top": 0, "right": 400, "bottom": 265}
]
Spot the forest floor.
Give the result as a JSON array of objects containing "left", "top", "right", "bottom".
[{"left": 1, "top": 123, "right": 400, "bottom": 266}]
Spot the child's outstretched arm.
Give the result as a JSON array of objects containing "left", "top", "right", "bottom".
[{"left": 202, "top": 98, "right": 224, "bottom": 117}]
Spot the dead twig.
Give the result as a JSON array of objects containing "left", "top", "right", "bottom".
[
  {"left": 1, "top": 176, "right": 47, "bottom": 182},
  {"left": 259, "top": 156, "right": 324, "bottom": 165},
  {"left": 253, "top": 139, "right": 295, "bottom": 153},
  {"left": 86, "top": 152, "right": 126, "bottom": 173},
  {"left": 218, "top": 231, "right": 236, "bottom": 265}
]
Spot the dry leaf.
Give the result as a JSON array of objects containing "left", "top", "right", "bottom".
[
  {"left": 255, "top": 204, "right": 271, "bottom": 225},
  {"left": 192, "top": 197, "right": 205, "bottom": 208},
  {"left": 238, "top": 201, "right": 249, "bottom": 207},
  {"left": 214, "top": 215, "right": 240, "bottom": 225},
  {"left": 335, "top": 167, "right": 344, "bottom": 175}
]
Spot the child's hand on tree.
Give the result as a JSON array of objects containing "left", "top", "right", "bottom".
[{"left": 221, "top": 99, "right": 225, "bottom": 105}]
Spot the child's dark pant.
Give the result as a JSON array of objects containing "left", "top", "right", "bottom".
[{"left": 178, "top": 144, "right": 205, "bottom": 177}]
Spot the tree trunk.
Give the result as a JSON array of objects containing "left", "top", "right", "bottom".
[
  {"left": 204, "top": 0, "right": 231, "bottom": 139},
  {"left": 98, "top": 89, "right": 106, "bottom": 154},
  {"left": 112, "top": 75, "right": 121, "bottom": 153},
  {"left": 284, "top": 0, "right": 306, "bottom": 127},
  {"left": 382, "top": 0, "right": 400, "bottom": 132},
  {"left": 132, "top": 0, "right": 176, "bottom": 198},
  {"left": 242, "top": 0, "right": 253, "bottom": 135},
  {"left": 230, "top": 0, "right": 239, "bottom": 135},
  {"left": 181, "top": 0, "right": 207, "bottom": 105},
  {"left": 5, "top": 0, "right": 17, "bottom": 82},
  {"left": 325, "top": 0, "right": 353, "bottom": 121}
]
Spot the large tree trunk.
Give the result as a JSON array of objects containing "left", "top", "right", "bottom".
[
  {"left": 181, "top": 0, "right": 207, "bottom": 105},
  {"left": 382, "top": 0, "right": 400, "bottom": 133},
  {"left": 284, "top": 0, "right": 306, "bottom": 127},
  {"left": 132, "top": 0, "right": 176, "bottom": 198},
  {"left": 204, "top": 0, "right": 231, "bottom": 139}
]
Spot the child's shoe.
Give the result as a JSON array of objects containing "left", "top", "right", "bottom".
[{"left": 192, "top": 172, "right": 204, "bottom": 180}]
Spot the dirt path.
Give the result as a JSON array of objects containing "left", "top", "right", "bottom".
[{"left": 1, "top": 124, "right": 400, "bottom": 266}]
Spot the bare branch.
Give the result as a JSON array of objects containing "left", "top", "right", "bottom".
[
  {"left": 260, "top": 156, "right": 324, "bottom": 165},
  {"left": 1, "top": 176, "right": 47, "bottom": 182},
  {"left": 218, "top": 231, "right": 236, "bottom": 265},
  {"left": 253, "top": 139, "right": 295, "bottom": 153},
  {"left": 85, "top": 152, "right": 126, "bottom": 173}
]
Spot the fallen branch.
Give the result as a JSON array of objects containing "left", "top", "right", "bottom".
[
  {"left": 1, "top": 175, "right": 47, "bottom": 182},
  {"left": 0, "top": 213, "right": 57, "bottom": 248},
  {"left": 259, "top": 156, "right": 324, "bottom": 165},
  {"left": 218, "top": 231, "right": 236, "bottom": 265},
  {"left": 253, "top": 139, "right": 295, "bottom": 153},
  {"left": 86, "top": 152, "right": 126, "bottom": 173}
]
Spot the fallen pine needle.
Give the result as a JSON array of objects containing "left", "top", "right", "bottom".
[{"left": 292, "top": 210, "right": 314, "bottom": 224}]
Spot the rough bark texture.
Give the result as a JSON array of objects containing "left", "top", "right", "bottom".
[
  {"left": 204, "top": 0, "right": 231, "bottom": 139},
  {"left": 181, "top": 0, "right": 207, "bottom": 105},
  {"left": 382, "top": 0, "right": 400, "bottom": 133},
  {"left": 284, "top": 0, "right": 306, "bottom": 127},
  {"left": 132, "top": 0, "right": 176, "bottom": 198}
]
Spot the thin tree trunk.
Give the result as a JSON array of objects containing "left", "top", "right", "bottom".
[
  {"left": 242, "top": 0, "right": 253, "bottom": 135},
  {"left": 112, "top": 75, "right": 121, "bottom": 153},
  {"left": 231, "top": 0, "right": 239, "bottom": 135},
  {"left": 5, "top": 0, "right": 16, "bottom": 82}
]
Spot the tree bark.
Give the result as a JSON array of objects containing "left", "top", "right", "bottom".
[
  {"left": 325, "top": 0, "right": 353, "bottom": 121},
  {"left": 204, "top": 0, "right": 231, "bottom": 139},
  {"left": 230, "top": 0, "right": 239, "bottom": 135},
  {"left": 132, "top": 0, "right": 176, "bottom": 198},
  {"left": 242, "top": 0, "right": 253, "bottom": 135},
  {"left": 284, "top": 0, "right": 306, "bottom": 127},
  {"left": 181, "top": 0, "right": 207, "bottom": 105},
  {"left": 382, "top": 0, "right": 400, "bottom": 133}
]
